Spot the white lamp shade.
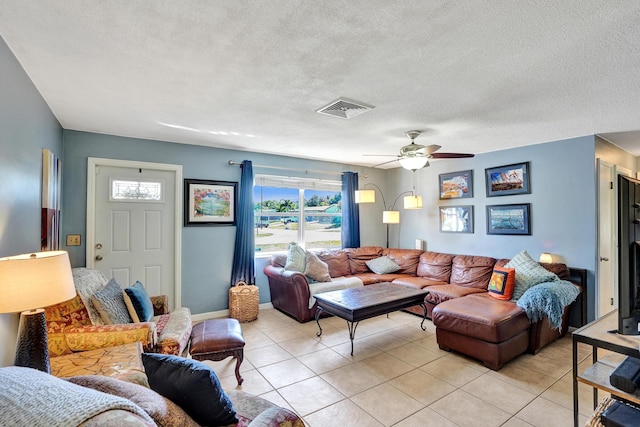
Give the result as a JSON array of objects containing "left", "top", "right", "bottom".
[
  {"left": 0, "top": 251, "right": 76, "bottom": 313},
  {"left": 398, "top": 156, "right": 428, "bottom": 171},
  {"left": 539, "top": 253, "right": 553, "bottom": 264},
  {"left": 383, "top": 210, "right": 400, "bottom": 224},
  {"left": 403, "top": 195, "right": 423, "bottom": 209},
  {"left": 355, "top": 189, "right": 376, "bottom": 203}
]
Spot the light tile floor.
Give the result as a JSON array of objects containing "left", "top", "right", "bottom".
[{"left": 204, "top": 308, "right": 601, "bottom": 427}]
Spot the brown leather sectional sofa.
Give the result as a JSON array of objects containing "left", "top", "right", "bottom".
[{"left": 263, "top": 246, "right": 587, "bottom": 369}]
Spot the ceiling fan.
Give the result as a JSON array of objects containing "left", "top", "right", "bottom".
[{"left": 365, "top": 130, "right": 474, "bottom": 170}]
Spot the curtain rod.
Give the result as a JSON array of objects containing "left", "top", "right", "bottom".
[{"left": 228, "top": 160, "right": 344, "bottom": 176}]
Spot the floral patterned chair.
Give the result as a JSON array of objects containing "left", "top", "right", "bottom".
[{"left": 45, "top": 268, "right": 192, "bottom": 359}]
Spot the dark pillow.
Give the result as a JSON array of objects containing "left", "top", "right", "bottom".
[
  {"left": 123, "top": 281, "right": 154, "bottom": 322},
  {"left": 67, "top": 375, "right": 199, "bottom": 427},
  {"left": 141, "top": 353, "right": 237, "bottom": 427}
]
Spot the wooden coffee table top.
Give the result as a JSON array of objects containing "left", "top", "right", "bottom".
[{"left": 313, "top": 282, "right": 429, "bottom": 323}]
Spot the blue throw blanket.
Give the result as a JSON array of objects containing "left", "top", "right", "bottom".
[{"left": 516, "top": 280, "right": 580, "bottom": 330}]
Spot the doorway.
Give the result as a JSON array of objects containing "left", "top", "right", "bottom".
[{"left": 86, "top": 158, "right": 182, "bottom": 309}]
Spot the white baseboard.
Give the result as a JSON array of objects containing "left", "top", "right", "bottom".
[{"left": 191, "top": 302, "right": 274, "bottom": 323}]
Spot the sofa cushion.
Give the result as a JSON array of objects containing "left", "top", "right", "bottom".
[
  {"left": 72, "top": 267, "right": 110, "bottom": 325},
  {"left": 416, "top": 252, "right": 455, "bottom": 282},
  {"left": 450, "top": 255, "right": 497, "bottom": 289},
  {"left": 304, "top": 251, "right": 331, "bottom": 282},
  {"left": 365, "top": 256, "right": 401, "bottom": 274},
  {"left": 391, "top": 276, "right": 449, "bottom": 289},
  {"left": 316, "top": 250, "right": 351, "bottom": 277},
  {"left": 424, "top": 284, "right": 486, "bottom": 305},
  {"left": 142, "top": 353, "right": 237, "bottom": 427},
  {"left": 344, "top": 246, "right": 383, "bottom": 274},
  {"left": 383, "top": 248, "right": 424, "bottom": 275},
  {"left": 284, "top": 242, "right": 306, "bottom": 272},
  {"left": 67, "top": 375, "right": 199, "bottom": 427},
  {"left": 488, "top": 266, "right": 516, "bottom": 300},
  {"left": 506, "top": 250, "right": 559, "bottom": 301},
  {"left": 540, "top": 262, "right": 571, "bottom": 281},
  {"left": 91, "top": 278, "right": 133, "bottom": 325},
  {"left": 123, "top": 281, "right": 155, "bottom": 323},
  {"left": 45, "top": 293, "right": 93, "bottom": 356}
]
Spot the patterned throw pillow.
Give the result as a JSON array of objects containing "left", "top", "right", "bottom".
[
  {"left": 506, "top": 250, "right": 558, "bottom": 301},
  {"left": 90, "top": 278, "right": 132, "bottom": 324},
  {"left": 45, "top": 294, "right": 92, "bottom": 356},
  {"left": 284, "top": 242, "right": 306, "bottom": 272},
  {"left": 304, "top": 252, "right": 332, "bottom": 282},
  {"left": 365, "top": 256, "right": 401, "bottom": 275},
  {"left": 488, "top": 266, "right": 516, "bottom": 300}
]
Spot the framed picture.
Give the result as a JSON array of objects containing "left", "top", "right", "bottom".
[
  {"left": 485, "top": 162, "right": 530, "bottom": 196},
  {"left": 184, "top": 179, "right": 237, "bottom": 226},
  {"left": 439, "top": 170, "right": 473, "bottom": 199},
  {"left": 486, "top": 203, "right": 531, "bottom": 235},
  {"left": 439, "top": 205, "right": 474, "bottom": 233}
]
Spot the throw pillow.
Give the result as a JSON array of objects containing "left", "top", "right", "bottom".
[
  {"left": 304, "top": 251, "right": 332, "bottom": 282},
  {"left": 90, "top": 278, "right": 133, "bottom": 324},
  {"left": 506, "top": 250, "right": 559, "bottom": 301},
  {"left": 123, "top": 281, "right": 154, "bottom": 322},
  {"left": 487, "top": 266, "right": 516, "bottom": 300},
  {"left": 141, "top": 353, "right": 237, "bottom": 427},
  {"left": 67, "top": 375, "right": 199, "bottom": 427},
  {"left": 365, "top": 256, "right": 401, "bottom": 275},
  {"left": 284, "top": 242, "right": 306, "bottom": 272}
]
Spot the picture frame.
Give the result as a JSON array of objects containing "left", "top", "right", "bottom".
[
  {"left": 485, "top": 162, "right": 530, "bottom": 197},
  {"left": 486, "top": 203, "right": 531, "bottom": 235},
  {"left": 184, "top": 179, "right": 237, "bottom": 226},
  {"left": 439, "top": 170, "right": 473, "bottom": 199},
  {"left": 439, "top": 205, "right": 474, "bottom": 233}
]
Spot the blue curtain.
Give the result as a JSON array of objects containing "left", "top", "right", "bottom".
[
  {"left": 341, "top": 171, "right": 360, "bottom": 248},
  {"left": 230, "top": 160, "right": 255, "bottom": 286}
]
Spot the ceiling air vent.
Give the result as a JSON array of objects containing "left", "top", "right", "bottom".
[{"left": 316, "top": 98, "right": 375, "bottom": 119}]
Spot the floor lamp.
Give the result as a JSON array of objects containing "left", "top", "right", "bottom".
[{"left": 0, "top": 251, "right": 76, "bottom": 373}]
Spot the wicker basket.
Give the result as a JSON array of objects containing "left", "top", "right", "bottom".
[{"left": 229, "top": 281, "right": 259, "bottom": 322}]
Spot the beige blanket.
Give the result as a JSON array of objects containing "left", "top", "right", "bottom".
[{"left": 308, "top": 276, "right": 364, "bottom": 308}]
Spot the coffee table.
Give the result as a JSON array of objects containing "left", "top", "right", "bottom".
[{"left": 314, "top": 282, "right": 429, "bottom": 355}]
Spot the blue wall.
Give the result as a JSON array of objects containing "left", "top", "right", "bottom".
[
  {"left": 387, "top": 136, "right": 597, "bottom": 320},
  {"left": 0, "top": 36, "right": 63, "bottom": 366},
  {"left": 61, "top": 130, "right": 387, "bottom": 315}
]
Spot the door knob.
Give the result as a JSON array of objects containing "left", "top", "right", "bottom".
[
  {"left": 95, "top": 255, "right": 103, "bottom": 261},
  {"left": 600, "top": 257, "right": 609, "bottom": 261}
]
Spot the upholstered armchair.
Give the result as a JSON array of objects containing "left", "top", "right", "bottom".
[{"left": 45, "top": 268, "right": 192, "bottom": 359}]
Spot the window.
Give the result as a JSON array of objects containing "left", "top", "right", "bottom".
[
  {"left": 254, "top": 175, "right": 342, "bottom": 253},
  {"left": 111, "top": 179, "right": 163, "bottom": 201}
]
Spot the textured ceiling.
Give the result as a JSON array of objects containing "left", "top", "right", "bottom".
[{"left": 1, "top": 1, "right": 640, "bottom": 168}]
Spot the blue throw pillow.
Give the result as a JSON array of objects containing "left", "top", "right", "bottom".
[
  {"left": 141, "top": 353, "right": 237, "bottom": 427},
  {"left": 123, "top": 281, "right": 154, "bottom": 322}
]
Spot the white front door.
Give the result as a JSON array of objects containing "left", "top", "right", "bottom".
[{"left": 87, "top": 158, "right": 182, "bottom": 309}]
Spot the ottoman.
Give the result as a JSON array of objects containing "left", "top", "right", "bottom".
[
  {"left": 432, "top": 293, "right": 530, "bottom": 370},
  {"left": 190, "top": 318, "right": 245, "bottom": 385}
]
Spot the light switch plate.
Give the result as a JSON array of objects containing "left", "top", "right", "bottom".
[{"left": 66, "top": 234, "right": 81, "bottom": 246}]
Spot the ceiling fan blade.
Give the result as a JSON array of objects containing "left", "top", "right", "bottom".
[
  {"left": 425, "top": 144, "right": 441, "bottom": 155},
  {"left": 430, "top": 152, "right": 475, "bottom": 159},
  {"left": 362, "top": 154, "right": 397, "bottom": 157},
  {"left": 372, "top": 158, "right": 399, "bottom": 168}
]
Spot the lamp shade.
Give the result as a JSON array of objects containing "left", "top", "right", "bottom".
[
  {"left": 0, "top": 251, "right": 76, "bottom": 313},
  {"left": 539, "top": 253, "right": 553, "bottom": 264},
  {"left": 355, "top": 189, "right": 376, "bottom": 203},
  {"left": 398, "top": 156, "right": 428, "bottom": 171},
  {"left": 403, "top": 195, "right": 423, "bottom": 209},
  {"left": 382, "top": 210, "right": 400, "bottom": 224}
]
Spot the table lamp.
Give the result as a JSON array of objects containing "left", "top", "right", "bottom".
[{"left": 0, "top": 250, "right": 76, "bottom": 373}]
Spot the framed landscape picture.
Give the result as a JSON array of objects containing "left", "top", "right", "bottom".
[
  {"left": 486, "top": 203, "right": 531, "bottom": 235},
  {"left": 439, "top": 205, "right": 474, "bottom": 233},
  {"left": 184, "top": 179, "right": 237, "bottom": 226},
  {"left": 485, "top": 162, "right": 530, "bottom": 196},
  {"left": 439, "top": 170, "right": 473, "bottom": 199}
]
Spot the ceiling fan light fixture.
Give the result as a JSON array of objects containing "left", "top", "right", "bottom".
[
  {"left": 354, "top": 189, "right": 376, "bottom": 203},
  {"left": 403, "top": 195, "right": 423, "bottom": 209},
  {"left": 399, "top": 156, "right": 428, "bottom": 171}
]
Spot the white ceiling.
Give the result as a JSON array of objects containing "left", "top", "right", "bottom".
[{"left": 2, "top": 1, "right": 640, "bottom": 168}]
